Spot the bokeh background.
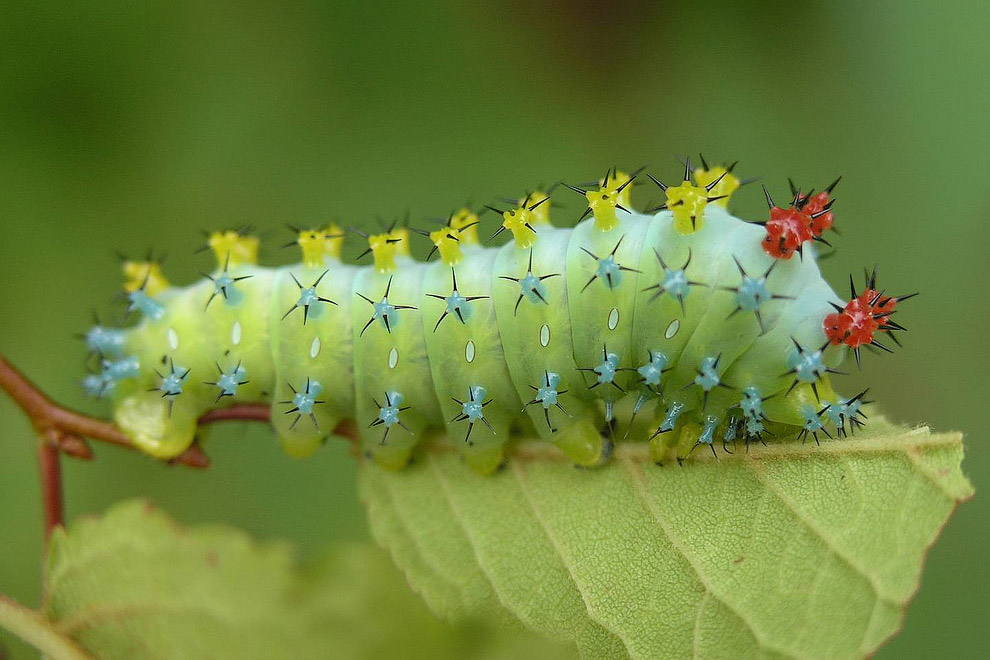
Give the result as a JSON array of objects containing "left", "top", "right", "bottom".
[{"left": 1, "top": 1, "right": 987, "bottom": 657}]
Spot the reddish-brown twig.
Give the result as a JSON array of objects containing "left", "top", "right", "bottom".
[{"left": 0, "top": 353, "right": 357, "bottom": 538}]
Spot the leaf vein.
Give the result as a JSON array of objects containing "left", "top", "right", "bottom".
[
  {"left": 621, "top": 457, "right": 797, "bottom": 660},
  {"left": 509, "top": 460, "right": 636, "bottom": 658},
  {"left": 746, "top": 461, "right": 896, "bottom": 605},
  {"left": 426, "top": 455, "right": 586, "bottom": 651},
  {"left": 899, "top": 447, "right": 963, "bottom": 500},
  {"left": 377, "top": 475, "right": 472, "bottom": 615}
]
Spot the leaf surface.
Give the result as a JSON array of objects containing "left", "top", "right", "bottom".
[
  {"left": 360, "top": 424, "right": 972, "bottom": 659},
  {"left": 30, "top": 501, "right": 563, "bottom": 659}
]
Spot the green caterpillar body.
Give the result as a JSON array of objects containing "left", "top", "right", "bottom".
[{"left": 85, "top": 164, "right": 870, "bottom": 474}]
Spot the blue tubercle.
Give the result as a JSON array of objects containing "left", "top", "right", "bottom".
[
  {"left": 593, "top": 351, "right": 621, "bottom": 385},
  {"left": 210, "top": 272, "right": 245, "bottom": 307},
  {"left": 698, "top": 415, "right": 719, "bottom": 445},
  {"left": 159, "top": 364, "right": 189, "bottom": 397},
  {"left": 445, "top": 291, "right": 472, "bottom": 323},
  {"left": 788, "top": 343, "right": 826, "bottom": 383},
  {"left": 82, "top": 372, "right": 112, "bottom": 398},
  {"left": 298, "top": 287, "right": 326, "bottom": 321},
  {"left": 798, "top": 404, "right": 827, "bottom": 444},
  {"left": 595, "top": 255, "right": 622, "bottom": 289},
  {"left": 128, "top": 290, "right": 165, "bottom": 321},
  {"left": 535, "top": 372, "right": 561, "bottom": 409},
  {"left": 284, "top": 271, "right": 335, "bottom": 325},
  {"left": 85, "top": 325, "right": 126, "bottom": 357},
  {"left": 103, "top": 356, "right": 140, "bottom": 382},
  {"left": 451, "top": 384, "right": 493, "bottom": 444},
  {"left": 739, "top": 386, "right": 763, "bottom": 418},
  {"left": 637, "top": 350, "right": 669, "bottom": 388},
  {"left": 655, "top": 401, "right": 685, "bottom": 434},
  {"left": 739, "top": 386, "right": 766, "bottom": 437},
  {"left": 378, "top": 391, "right": 404, "bottom": 427},
  {"left": 292, "top": 379, "right": 322, "bottom": 415},
  {"left": 822, "top": 393, "right": 866, "bottom": 436},
  {"left": 371, "top": 390, "right": 409, "bottom": 445},
  {"left": 461, "top": 385, "right": 488, "bottom": 422},
  {"left": 283, "top": 378, "right": 324, "bottom": 430},
  {"left": 373, "top": 298, "right": 398, "bottom": 331},
  {"left": 519, "top": 272, "right": 547, "bottom": 304},
  {"left": 694, "top": 355, "right": 721, "bottom": 391},
  {"left": 662, "top": 268, "right": 690, "bottom": 300},
  {"left": 213, "top": 362, "right": 248, "bottom": 400},
  {"left": 723, "top": 417, "right": 741, "bottom": 443},
  {"left": 81, "top": 355, "right": 139, "bottom": 398},
  {"left": 736, "top": 275, "right": 771, "bottom": 311}
]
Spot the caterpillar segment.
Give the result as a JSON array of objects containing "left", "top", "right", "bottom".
[
  {"left": 82, "top": 161, "right": 910, "bottom": 474},
  {"left": 493, "top": 225, "right": 605, "bottom": 467}
]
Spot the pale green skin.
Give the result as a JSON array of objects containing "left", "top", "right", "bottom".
[{"left": 109, "top": 205, "right": 844, "bottom": 469}]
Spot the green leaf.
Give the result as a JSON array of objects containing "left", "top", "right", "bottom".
[
  {"left": 19, "top": 500, "right": 565, "bottom": 660},
  {"left": 360, "top": 424, "right": 972, "bottom": 659}
]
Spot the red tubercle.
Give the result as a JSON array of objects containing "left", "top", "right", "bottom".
[
  {"left": 760, "top": 182, "right": 836, "bottom": 260},
  {"left": 858, "top": 288, "right": 898, "bottom": 322},
  {"left": 804, "top": 191, "right": 834, "bottom": 235},
  {"left": 840, "top": 298, "right": 881, "bottom": 347},
  {"left": 762, "top": 206, "right": 814, "bottom": 259},
  {"left": 823, "top": 285, "right": 904, "bottom": 350}
]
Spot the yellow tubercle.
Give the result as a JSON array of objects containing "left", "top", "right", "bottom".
[
  {"left": 366, "top": 225, "right": 411, "bottom": 273},
  {"left": 449, "top": 208, "right": 480, "bottom": 244},
  {"left": 517, "top": 191, "right": 552, "bottom": 225},
  {"left": 122, "top": 260, "right": 169, "bottom": 295},
  {"left": 297, "top": 223, "right": 345, "bottom": 268},
  {"left": 694, "top": 166, "right": 740, "bottom": 208},
  {"left": 208, "top": 230, "right": 259, "bottom": 268},
  {"left": 387, "top": 227, "right": 411, "bottom": 257},
  {"left": 665, "top": 181, "right": 710, "bottom": 234},
  {"left": 430, "top": 226, "right": 462, "bottom": 265},
  {"left": 586, "top": 188, "right": 620, "bottom": 232},
  {"left": 600, "top": 170, "right": 635, "bottom": 208},
  {"left": 500, "top": 207, "right": 540, "bottom": 249}
]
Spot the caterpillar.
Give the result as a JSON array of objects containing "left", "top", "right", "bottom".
[{"left": 80, "top": 157, "right": 911, "bottom": 474}]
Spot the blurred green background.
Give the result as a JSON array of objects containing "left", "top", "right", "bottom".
[{"left": 0, "top": 1, "right": 986, "bottom": 657}]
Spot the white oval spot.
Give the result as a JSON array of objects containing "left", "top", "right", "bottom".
[
  {"left": 309, "top": 337, "right": 321, "bottom": 359},
  {"left": 539, "top": 324, "right": 551, "bottom": 347},
  {"left": 231, "top": 321, "right": 242, "bottom": 346},
  {"left": 465, "top": 340, "right": 476, "bottom": 363},
  {"left": 166, "top": 328, "right": 179, "bottom": 350},
  {"left": 665, "top": 319, "right": 680, "bottom": 339},
  {"left": 607, "top": 307, "right": 619, "bottom": 330},
  {"left": 388, "top": 347, "right": 399, "bottom": 369}
]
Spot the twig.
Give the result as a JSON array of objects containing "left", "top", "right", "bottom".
[
  {"left": 37, "top": 433, "right": 63, "bottom": 544},
  {"left": 0, "top": 353, "right": 358, "bottom": 537}
]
